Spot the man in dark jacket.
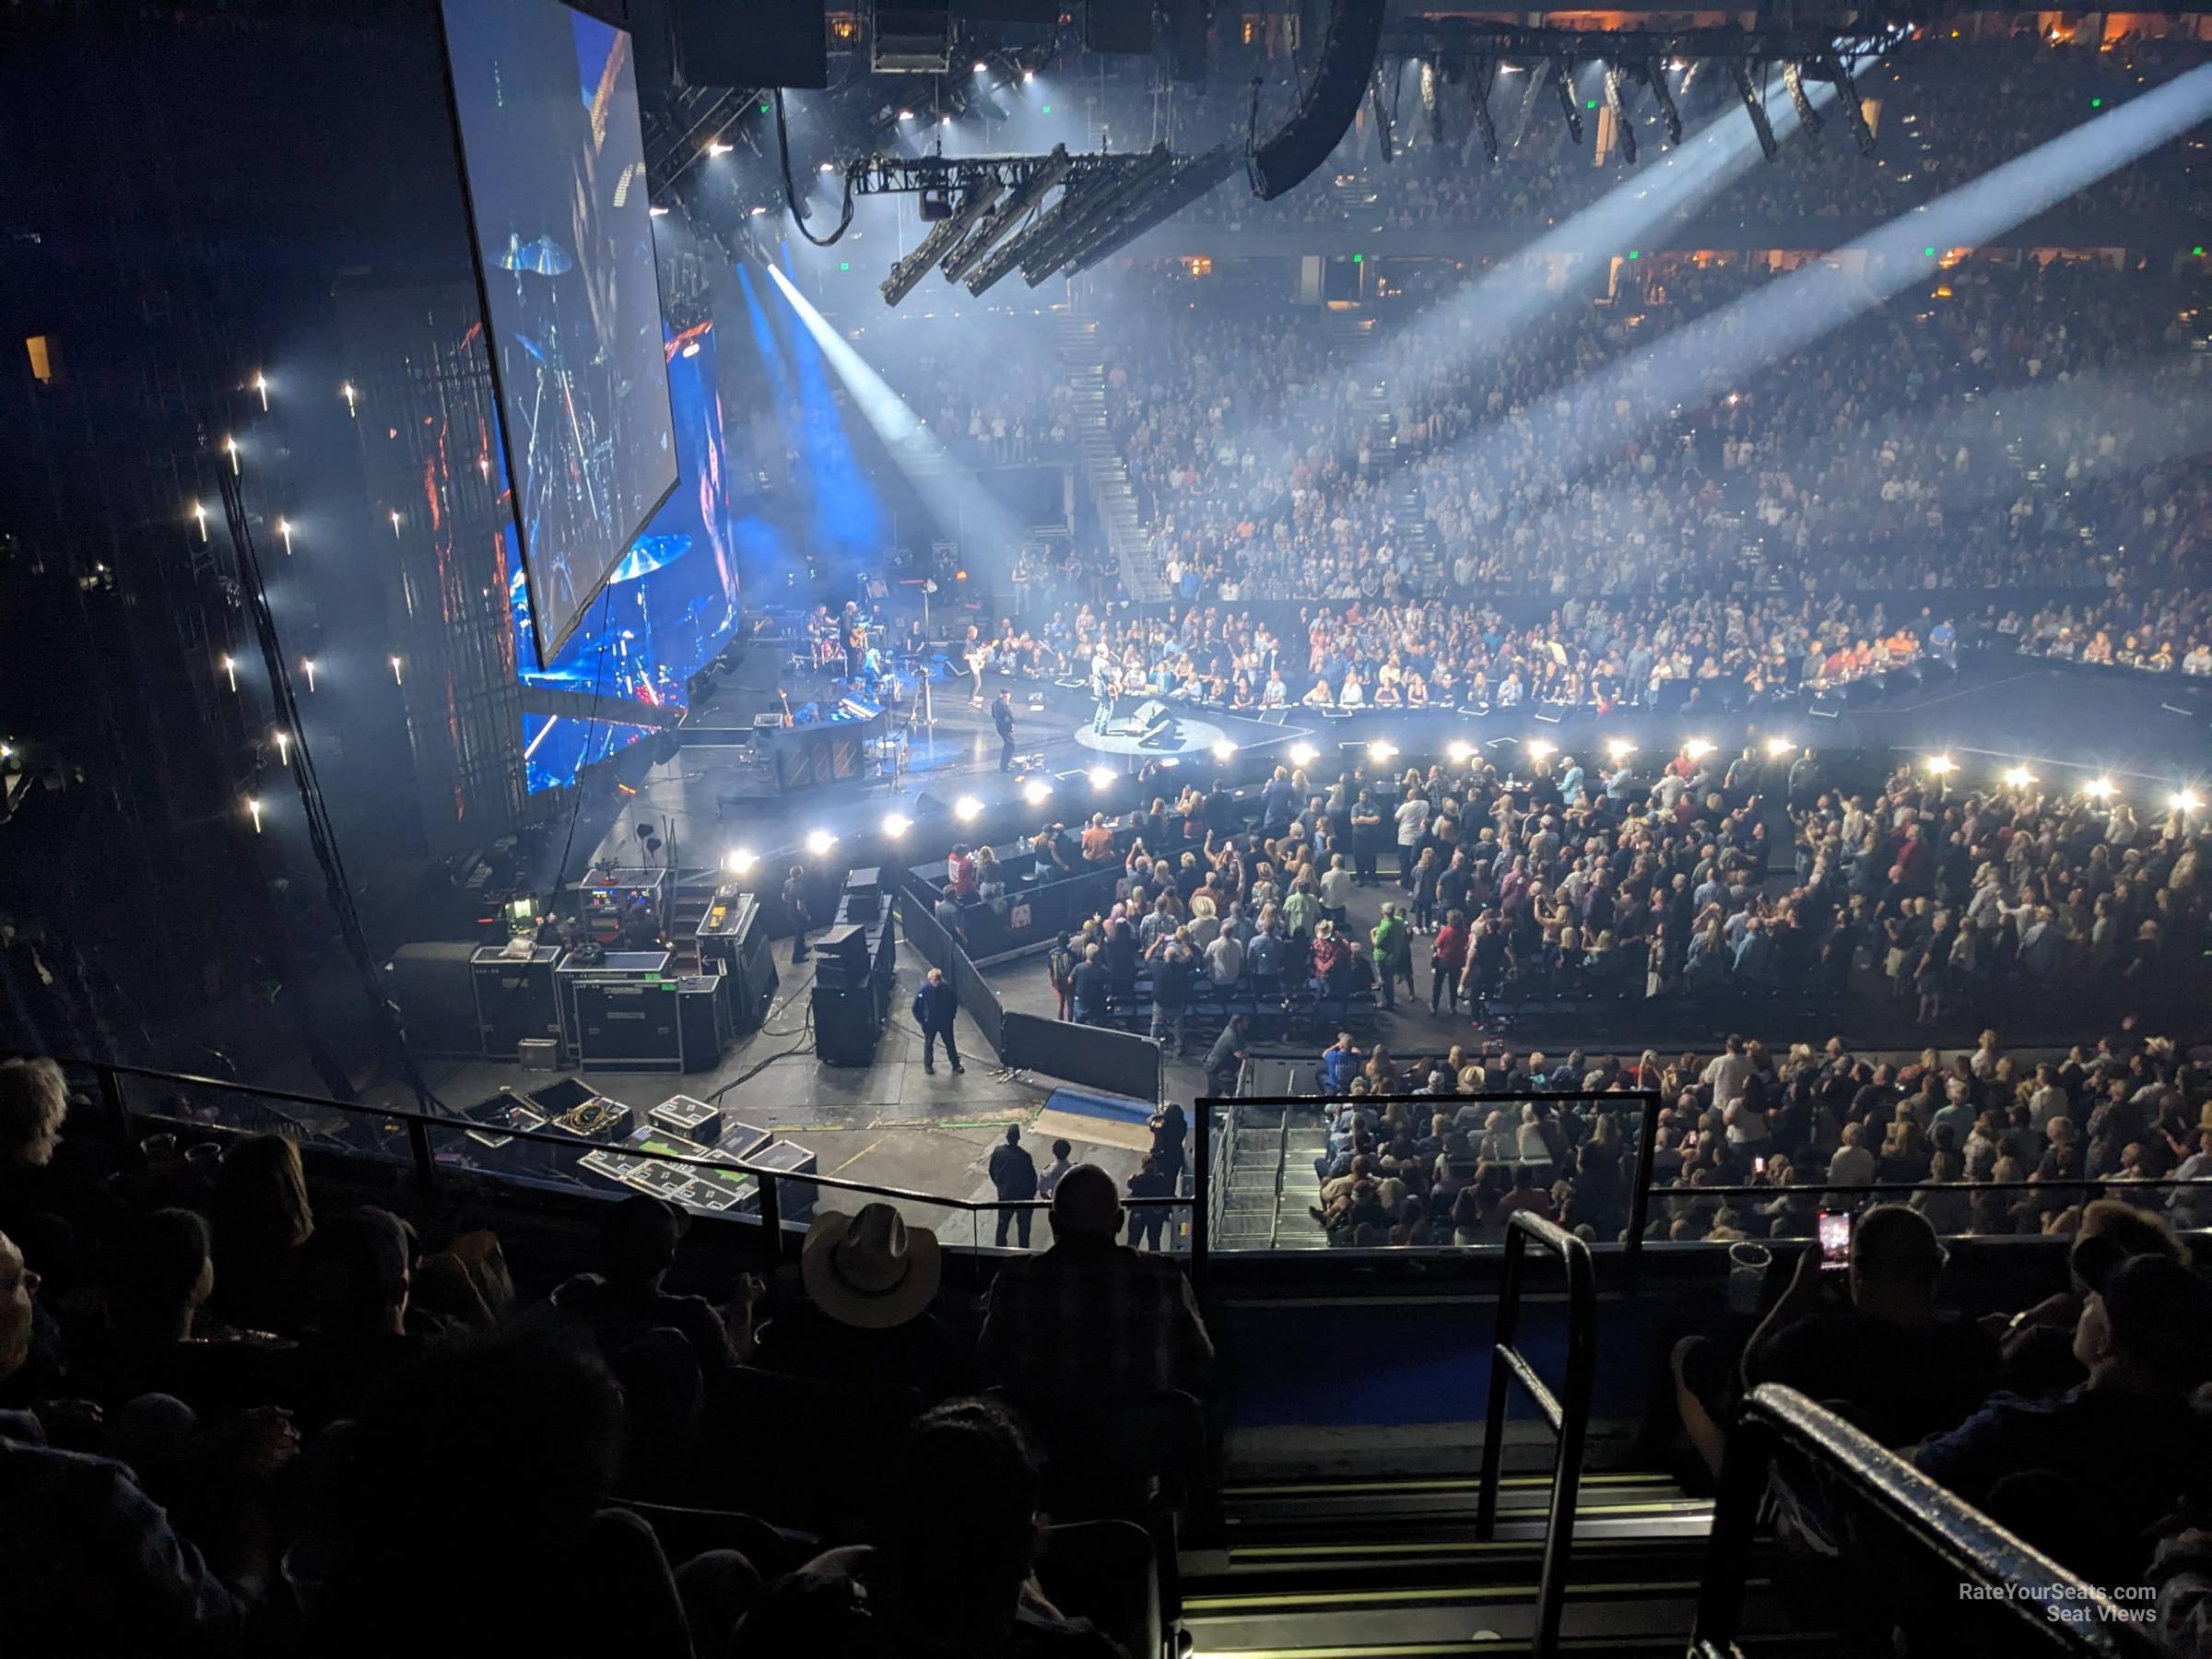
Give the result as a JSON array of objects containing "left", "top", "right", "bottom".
[
  {"left": 987, "top": 1125, "right": 1039, "bottom": 1248},
  {"left": 992, "top": 691, "right": 1017, "bottom": 773},
  {"left": 913, "top": 967, "right": 963, "bottom": 1076}
]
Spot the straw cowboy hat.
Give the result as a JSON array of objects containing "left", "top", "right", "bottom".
[{"left": 800, "top": 1202, "right": 942, "bottom": 1330}]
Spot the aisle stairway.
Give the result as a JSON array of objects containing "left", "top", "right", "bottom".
[
  {"left": 1330, "top": 309, "right": 1444, "bottom": 594},
  {"left": 1181, "top": 1470, "right": 1832, "bottom": 1656},
  {"left": 1055, "top": 312, "right": 1171, "bottom": 606},
  {"left": 1214, "top": 1104, "right": 1329, "bottom": 1250}
]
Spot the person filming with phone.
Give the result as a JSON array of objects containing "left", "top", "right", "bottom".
[{"left": 1670, "top": 1205, "right": 1998, "bottom": 1480}]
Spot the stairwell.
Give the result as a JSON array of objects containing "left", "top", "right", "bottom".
[
  {"left": 1054, "top": 312, "right": 1171, "bottom": 606},
  {"left": 1214, "top": 1104, "right": 1330, "bottom": 1249},
  {"left": 1327, "top": 309, "right": 1443, "bottom": 595}
]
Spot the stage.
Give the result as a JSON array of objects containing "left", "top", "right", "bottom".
[{"left": 588, "top": 633, "right": 2212, "bottom": 881}]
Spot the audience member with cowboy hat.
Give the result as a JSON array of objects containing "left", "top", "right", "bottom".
[{"left": 752, "top": 1203, "right": 966, "bottom": 1403}]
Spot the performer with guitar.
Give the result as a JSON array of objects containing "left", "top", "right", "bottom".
[{"left": 961, "top": 623, "right": 987, "bottom": 707}]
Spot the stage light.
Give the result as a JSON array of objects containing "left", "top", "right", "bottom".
[
  {"left": 389, "top": 655, "right": 404, "bottom": 686},
  {"left": 898, "top": 110, "right": 915, "bottom": 122},
  {"left": 340, "top": 382, "right": 357, "bottom": 417},
  {"left": 253, "top": 371, "right": 268, "bottom": 411},
  {"left": 1023, "top": 779, "right": 1053, "bottom": 806},
  {"left": 1685, "top": 739, "right": 1715, "bottom": 760},
  {"left": 881, "top": 812, "right": 912, "bottom": 838},
  {"left": 2173, "top": 791, "right": 2202, "bottom": 813},
  {"left": 224, "top": 435, "right": 240, "bottom": 474},
  {"left": 724, "top": 848, "right": 758, "bottom": 877},
  {"left": 1212, "top": 739, "right": 1237, "bottom": 762},
  {"left": 973, "top": 59, "right": 987, "bottom": 73},
  {"left": 818, "top": 161, "right": 836, "bottom": 173},
  {"left": 1526, "top": 739, "right": 1556, "bottom": 762},
  {"left": 1367, "top": 740, "right": 1397, "bottom": 764},
  {"left": 276, "top": 518, "right": 293, "bottom": 556},
  {"left": 1926, "top": 755, "right": 1956, "bottom": 775},
  {"left": 2086, "top": 777, "right": 2117, "bottom": 800},
  {"left": 2004, "top": 766, "right": 2037, "bottom": 788},
  {"left": 275, "top": 730, "right": 290, "bottom": 766},
  {"left": 805, "top": 829, "right": 837, "bottom": 856},
  {"left": 1446, "top": 740, "right": 1473, "bottom": 763},
  {"left": 1088, "top": 766, "right": 1115, "bottom": 790},
  {"left": 706, "top": 140, "right": 734, "bottom": 156},
  {"left": 1766, "top": 736, "right": 1796, "bottom": 758},
  {"left": 191, "top": 500, "right": 208, "bottom": 542},
  {"left": 301, "top": 657, "right": 317, "bottom": 692},
  {"left": 954, "top": 795, "right": 983, "bottom": 821},
  {"left": 389, "top": 510, "right": 403, "bottom": 537},
  {"left": 649, "top": 205, "right": 670, "bottom": 217},
  {"left": 1606, "top": 739, "right": 1637, "bottom": 762},
  {"left": 1288, "top": 742, "right": 1320, "bottom": 767},
  {"left": 1024, "top": 69, "right": 1035, "bottom": 83},
  {"left": 246, "top": 797, "right": 263, "bottom": 834},
  {"left": 220, "top": 653, "right": 237, "bottom": 691}
]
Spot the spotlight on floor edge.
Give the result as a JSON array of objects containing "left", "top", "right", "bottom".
[
  {"left": 954, "top": 795, "right": 983, "bottom": 821},
  {"left": 724, "top": 849, "right": 759, "bottom": 876},
  {"left": 1288, "top": 742, "right": 1320, "bottom": 766},
  {"left": 805, "top": 830, "right": 838, "bottom": 857},
  {"left": 1088, "top": 765, "right": 1115, "bottom": 790},
  {"left": 1022, "top": 779, "right": 1053, "bottom": 806},
  {"left": 882, "top": 811, "right": 913, "bottom": 838},
  {"left": 1212, "top": 739, "right": 1237, "bottom": 762}
]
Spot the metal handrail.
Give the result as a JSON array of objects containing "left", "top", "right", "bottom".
[
  {"left": 1474, "top": 1211, "right": 1597, "bottom": 1659},
  {"left": 1693, "top": 1385, "right": 2164, "bottom": 1657},
  {"left": 1266, "top": 1106, "right": 1290, "bottom": 1250}
]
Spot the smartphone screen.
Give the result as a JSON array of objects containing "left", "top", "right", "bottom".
[
  {"left": 1752, "top": 1154, "right": 1767, "bottom": 1175},
  {"left": 1818, "top": 1209, "right": 1853, "bottom": 1272}
]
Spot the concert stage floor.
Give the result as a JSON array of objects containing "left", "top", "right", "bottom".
[{"left": 602, "top": 647, "right": 2212, "bottom": 877}]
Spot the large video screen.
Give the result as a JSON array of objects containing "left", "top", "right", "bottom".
[
  {"left": 440, "top": 0, "right": 677, "bottom": 670},
  {"left": 512, "top": 323, "right": 749, "bottom": 794}
]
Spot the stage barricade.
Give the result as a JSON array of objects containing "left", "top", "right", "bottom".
[
  {"left": 1002, "top": 1009, "right": 1163, "bottom": 1106},
  {"left": 897, "top": 887, "right": 1006, "bottom": 1062}
]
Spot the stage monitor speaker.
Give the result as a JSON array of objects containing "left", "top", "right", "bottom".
[
  {"left": 385, "top": 943, "right": 482, "bottom": 1058},
  {"left": 811, "top": 983, "right": 881, "bottom": 1066},
  {"left": 841, "top": 866, "right": 882, "bottom": 924},
  {"left": 1249, "top": 0, "right": 1386, "bottom": 198},
  {"left": 1083, "top": 0, "right": 1153, "bottom": 53},
  {"left": 677, "top": 0, "right": 827, "bottom": 91},
  {"left": 1808, "top": 692, "right": 1843, "bottom": 721},
  {"left": 676, "top": 974, "right": 733, "bottom": 1073},
  {"left": 813, "top": 923, "right": 871, "bottom": 987}
]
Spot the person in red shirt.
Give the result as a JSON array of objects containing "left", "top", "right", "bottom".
[{"left": 1430, "top": 910, "right": 1470, "bottom": 1014}]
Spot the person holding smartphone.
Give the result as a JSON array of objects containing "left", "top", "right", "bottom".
[{"left": 1670, "top": 1206, "right": 1998, "bottom": 1480}]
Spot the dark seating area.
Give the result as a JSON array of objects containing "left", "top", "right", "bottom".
[{"left": 0, "top": 1056, "right": 1206, "bottom": 1659}]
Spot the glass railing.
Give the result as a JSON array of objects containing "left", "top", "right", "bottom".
[{"left": 90, "top": 1060, "right": 1178, "bottom": 1260}]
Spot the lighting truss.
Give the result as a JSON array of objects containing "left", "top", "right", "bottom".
[
  {"left": 1019, "top": 145, "right": 1176, "bottom": 284},
  {"left": 1806, "top": 52, "right": 1878, "bottom": 157},
  {"left": 1060, "top": 147, "right": 1238, "bottom": 279},
  {"left": 1469, "top": 57, "right": 1499, "bottom": 163},
  {"left": 1782, "top": 60, "right": 1824, "bottom": 137},
  {"left": 1509, "top": 58, "right": 1552, "bottom": 150},
  {"left": 1727, "top": 58, "right": 1780, "bottom": 163},
  {"left": 941, "top": 146, "right": 1074, "bottom": 281},
  {"left": 1551, "top": 53, "right": 1583, "bottom": 145},
  {"left": 1603, "top": 62, "right": 1635, "bottom": 164},
  {"left": 880, "top": 177, "right": 1003, "bottom": 307},
  {"left": 1643, "top": 57, "right": 1683, "bottom": 146}
]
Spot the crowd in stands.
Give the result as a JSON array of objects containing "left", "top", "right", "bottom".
[
  {"left": 0, "top": 1055, "right": 1212, "bottom": 1658},
  {"left": 1096, "top": 253, "right": 2211, "bottom": 618},
  {"left": 1302, "top": 1023, "right": 2212, "bottom": 1252}
]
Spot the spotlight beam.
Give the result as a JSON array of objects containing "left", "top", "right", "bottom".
[
  {"left": 1429, "top": 63, "right": 2212, "bottom": 521},
  {"left": 765, "top": 261, "right": 1030, "bottom": 567}
]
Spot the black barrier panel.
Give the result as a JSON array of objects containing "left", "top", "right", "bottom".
[
  {"left": 897, "top": 888, "right": 1006, "bottom": 1062},
  {"left": 1003, "top": 1009, "right": 1162, "bottom": 1105}
]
